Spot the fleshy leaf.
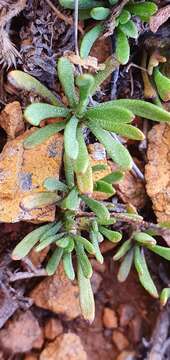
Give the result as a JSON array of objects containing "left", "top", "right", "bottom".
[
  {"left": 90, "top": 222, "right": 103, "bottom": 264},
  {"left": 8, "top": 70, "right": 60, "bottom": 106},
  {"left": 74, "top": 126, "right": 89, "bottom": 174},
  {"left": 89, "top": 119, "right": 144, "bottom": 140},
  {"left": 76, "top": 161, "right": 93, "bottom": 195},
  {"left": 119, "top": 20, "right": 138, "bottom": 39},
  {"left": 76, "top": 242, "right": 93, "bottom": 278},
  {"left": 94, "top": 99, "right": 170, "bottom": 122},
  {"left": 147, "top": 244, "right": 170, "bottom": 261},
  {"left": 64, "top": 152, "right": 75, "bottom": 189},
  {"left": 24, "top": 103, "right": 69, "bottom": 126},
  {"left": 160, "top": 288, "right": 170, "bottom": 306},
  {"left": 99, "top": 226, "right": 122, "bottom": 243},
  {"left": 35, "top": 233, "right": 65, "bottom": 252},
  {"left": 46, "top": 247, "right": 63, "bottom": 275},
  {"left": 81, "top": 195, "right": 110, "bottom": 221},
  {"left": 21, "top": 192, "right": 60, "bottom": 210},
  {"left": 90, "top": 7, "right": 110, "bottom": 20},
  {"left": 63, "top": 252, "right": 75, "bottom": 280},
  {"left": 154, "top": 68, "right": 170, "bottom": 102},
  {"left": 61, "top": 187, "right": 80, "bottom": 210},
  {"left": 113, "top": 239, "right": 132, "bottom": 261},
  {"left": 101, "top": 171, "right": 124, "bottom": 184},
  {"left": 134, "top": 246, "right": 159, "bottom": 298},
  {"left": 92, "top": 164, "right": 108, "bottom": 172},
  {"left": 115, "top": 29, "right": 130, "bottom": 65},
  {"left": 12, "top": 223, "right": 54, "bottom": 260},
  {"left": 118, "top": 9, "right": 131, "bottom": 25},
  {"left": 88, "top": 122, "right": 132, "bottom": 170},
  {"left": 64, "top": 116, "right": 79, "bottom": 160},
  {"left": 57, "top": 57, "right": 78, "bottom": 108},
  {"left": 125, "top": 2, "right": 158, "bottom": 22},
  {"left": 90, "top": 56, "right": 119, "bottom": 95},
  {"left": 56, "top": 237, "right": 70, "bottom": 248},
  {"left": 94, "top": 180, "right": 115, "bottom": 194},
  {"left": 80, "top": 24, "right": 104, "bottom": 59},
  {"left": 77, "top": 260, "right": 95, "bottom": 323},
  {"left": 76, "top": 74, "right": 95, "bottom": 115},
  {"left": 86, "top": 105, "right": 134, "bottom": 123},
  {"left": 74, "top": 235, "right": 95, "bottom": 255},
  {"left": 59, "top": 0, "right": 101, "bottom": 9},
  {"left": 117, "top": 248, "right": 134, "bottom": 282},
  {"left": 44, "top": 177, "right": 68, "bottom": 192},
  {"left": 40, "top": 221, "right": 62, "bottom": 241},
  {"left": 24, "top": 122, "right": 65, "bottom": 149},
  {"left": 133, "top": 232, "right": 156, "bottom": 246}
]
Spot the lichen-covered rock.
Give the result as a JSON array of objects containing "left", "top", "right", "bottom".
[
  {"left": 0, "top": 102, "right": 24, "bottom": 139},
  {"left": 30, "top": 264, "right": 81, "bottom": 320},
  {"left": 0, "top": 129, "right": 63, "bottom": 222},
  {"left": 40, "top": 333, "right": 87, "bottom": 360},
  {"left": 0, "top": 311, "right": 43, "bottom": 354},
  {"left": 145, "top": 123, "right": 170, "bottom": 222}
]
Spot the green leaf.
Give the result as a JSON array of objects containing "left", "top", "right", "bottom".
[
  {"left": 8, "top": 70, "right": 60, "bottom": 106},
  {"left": 134, "top": 246, "right": 159, "bottom": 298},
  {"left": 74, "top": 235, "right": 95, "bottom": 255},
  {"left": 64, "top": 116, "right": 79, "bottom": 160},
  {"left": 44, "top": 177, "right": 68, "bottom": 192},
  {"left": 125, "top": 2, "right": 158, "bottom": 21},
  {"left": 21, "top": 192, "right": 60, "bottom": 210},
  {"left": 90, "top": 226, "right": 103, "bottom": 264},
  {"left": 133, "top": 232, "right": 156, "bottom": 246},
  {"left": 77, "top": 260, "right": 95, "bottom": 323},
  {"left": 79, "top": 9, "right": 91, "bottom": 20},
  {"left": 12, "top": 223, "right": 54, "bottom": 260},
  {"left": 91, "top": 7, "right": 110, "bottom": 20},
  {"left": 94, "top": 180, "right": 115, "bottom": 194},
  {"left": 97, "top": 99, "right": 170, "bottom": 123},
  {"left": 99, "top": 226, "right": 122, "bottom": 243},
  {"left": 117, "top": 248, "right": 134, "bottom": 282},
  {"left": 63, "top": 252, "right": 75, "bottom": 280},
  {"left": 115, "top": 29, "right": 130, "bottom": 65},
  {"left": 46, "top": 247, "right": 63, "bottom": 275},
  {"left": 35, "top": 233, "right": 65, "bottom": 252},
  {"left": 57, "top": 57, "right": 78, "bottom": 108},
  {"left": 76, "top": 74, "right": 95, "bottom": 115},
  {"left": 101, "top": 171, "right": 124, "bottom": 184},
  {"left": 113, "top": 239, "right": 132, "bottom": 261},
  {"left": 23, "top": 122, "right": 65, "bottom": 149},
  {"left": 86, "top": 105, "right": 134, "bottom": 123},
  {"left": 61, "top": 187, "right": 80, "bottom": 210},
  {"left": 80, "top": 24, "right": 104, "bottom": 59},
  {"left": 154, "top": 68, "right": 170, "bottom": 102},
  {"left": 74, "top": 126, "right": 89, "bottom": 174},
  {"left": 90, "top": 56, "right": 119, "bottom": 95},
  {"left": 76, "top": 161, "right": 93, "bottom": 195},
  {"left": 81, "top": 195, "right": 110, "bottom": 221},
  {"left": 119, "top": 20, "right": 138, "bottom": 39},
  {"left": 92, "top": 164, "right": 108, "bottom": 172},
  {"left": 56, "top": 236, "right": 70, "bottom": 248},
  {"left": 64, "top": 238, "right": 75, "bottom": 253},
  {"left": 109, "top": 0, "right": 118, "bottom": 4},
  {"left": 76, "top": 242, "right": 93, "bottom": 278},
  {"left": 40, "top": 221, "right": 62, "bottom": 241},
  {"left": 89, "top": 118, "right": 144, "bottom": 140},
  {"left": 64, "top": 152, "right": 75, "bottom": 189},
  {"left": 147, "top": 244, "right": 170, "bottom": 261},
  {"left": 24, "top": 103, "right": 69, "bottom": 126},
  {"left": 59, "top": 0, "right": 102, "bottom": 9},
  {"left": 118, "top": 9, "right": 131, "bottom": 25},
  {"left": 88, "top": 122, "right": 132, "bottom": 170},
  {"left": 160, "top": 288, "right": 170, "bottom": 306}
]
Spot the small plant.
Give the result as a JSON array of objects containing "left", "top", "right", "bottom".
[
  {"left": 9, "top": 55, "right": 170, "bottom": 321},
  {"left": 59, "top": 0, "right": 157, "bottom": 64}
]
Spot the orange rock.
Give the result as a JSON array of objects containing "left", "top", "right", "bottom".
[
  {"left": 0, "top": 311, "right": 43, "bottom": 353},
  {"left": 30, "top": 264, "right": 81, "bottom": 320},
  {"left": 88, "top": 143, "right": 112, "bottom": 200},
  {"left": 145, "top": 123, "right": 170, "bottom": 222},
  {"left": 103, "top": 307, "right": 118, "bottom": 329},
  {"left": 0, "top": 101, "right": 24, "bottom": 139},
  {"left": 40, "top": 333, "right": 87, "bottom": 360},
  {"left": 112, "top": 330, "right": 129, "bottom": 351},
  {"left": 24, "top": 355, "right": 38, "bottom": 360},
  {"left": 44, "top": 318, "right": 63, "bottom": 340},
  {"left": 0, "top": 129, "right": 63, "bottom": 223}
]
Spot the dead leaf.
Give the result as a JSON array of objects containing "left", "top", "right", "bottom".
[
  {"left": 150, "top": 5, "right": 170, "bottom": 33},
  {"left": 66, "top": 52, "right": 105, "bottom": 71}
]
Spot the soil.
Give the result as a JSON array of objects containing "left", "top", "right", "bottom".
[{"left": 0, "top": 1, "right": 170, "bottom": 360}]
